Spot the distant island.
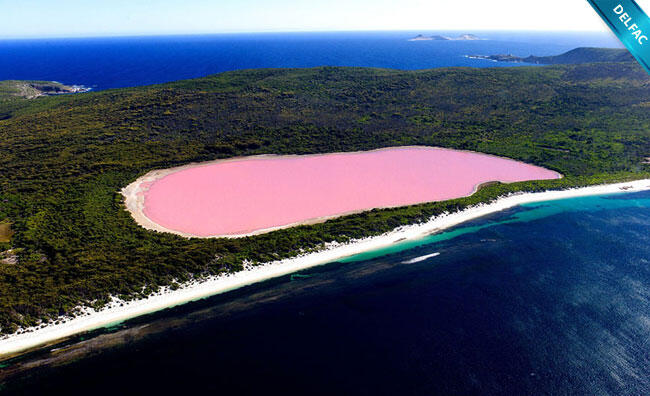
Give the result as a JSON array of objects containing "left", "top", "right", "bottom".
[
  {"left": 0, "top": 80, "right": 90, "bottom": 100},
  {"left": 409, "top": 34, "right": 482, "bottom": 41},
  {"left": 467, "top": 47, "right": 635, "bottom": 65}
]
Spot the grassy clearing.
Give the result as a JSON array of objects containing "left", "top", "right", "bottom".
[{"left": 0, "top": 222, "right": 13, "bottom": 243}]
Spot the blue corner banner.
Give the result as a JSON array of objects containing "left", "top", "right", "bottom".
[{"left": 587, "top": 0, "right": 650, "bottom": 73}]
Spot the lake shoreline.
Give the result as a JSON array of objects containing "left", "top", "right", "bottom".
[
  {"left": 2, "top": 178, "right": 649, "bottom": 358},
  {"left": 121, "top": 146, "right": 562, "bottom": 238}
]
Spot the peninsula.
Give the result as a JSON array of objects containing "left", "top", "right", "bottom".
[
  {"left": 0, "top": 80, "right": 89, "bottom": 100},
  {"left": 468, "top": 47, "right": 635, "bottom": 64}
]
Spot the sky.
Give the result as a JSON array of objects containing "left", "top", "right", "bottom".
[{"left": 0, "top": 0, "right": 648, "bottom": 38}]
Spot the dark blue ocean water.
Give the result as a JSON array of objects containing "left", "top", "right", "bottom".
[
  {"left": 0, "top": 31, "right": 621, "bottom": 91},
  {"left": 3, "top": 191, "right": 649, "bottom": 395}
]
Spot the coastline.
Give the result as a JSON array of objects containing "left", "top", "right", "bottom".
[
  {"left": 2, "top": 178, "right": 649, "bottom": 358},
  {"left": 121, "top": 146, "right": 562, "bottom": 238}
]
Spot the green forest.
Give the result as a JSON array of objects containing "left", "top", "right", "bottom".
[{"left": 0, "top": 56, "right": 649, "bottom": 334}]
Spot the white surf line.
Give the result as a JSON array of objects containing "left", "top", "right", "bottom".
[
  {"left": 1, "top": 179, "right": 649, "bottom": 357},
  {"left": 401, "top": 252, "right": 441, "bottom": 264},
  {"left": 402, "top": 252, "right": 440, "bottom": 264}
]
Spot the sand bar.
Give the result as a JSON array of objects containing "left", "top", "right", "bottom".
[{"left": 2, "top": 178, "right": 649, "bottom": 357}]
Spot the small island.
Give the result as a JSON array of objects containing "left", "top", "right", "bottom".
[{"left": 409, "top": 34, "right": 482, "bottom": 41}]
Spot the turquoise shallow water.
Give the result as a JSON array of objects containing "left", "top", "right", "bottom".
[
  {"left": 343, "top": 191, "right": 650, "bottom": 263},
  {"left": 3, "top": 190, "right": 650, "bottom": 395}
]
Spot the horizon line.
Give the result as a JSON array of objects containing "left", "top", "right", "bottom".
[{"left": 0, "top": 28, "right": 612, "bottom": 41}]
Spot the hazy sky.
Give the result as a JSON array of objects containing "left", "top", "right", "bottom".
[{"left": 1, "top": 0, "right": 649, "bottom": 38}]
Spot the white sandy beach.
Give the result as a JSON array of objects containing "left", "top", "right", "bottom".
[{"left": 1, "top": 179, "right": 649, "bottom": 357}]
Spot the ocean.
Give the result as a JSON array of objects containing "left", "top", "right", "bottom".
[
  {"left": 2, "top": 191, "right": 649, "bottom": 395},
  {"left": 0, "top": 31, "right": 621, "bottom": 91}
]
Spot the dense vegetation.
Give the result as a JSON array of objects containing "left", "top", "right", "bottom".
[{"left": 0, "top": 58, "right": 649, "bottom": 334}]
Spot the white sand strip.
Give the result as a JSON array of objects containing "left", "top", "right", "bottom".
[{"left": 2, "top": 179, "right": 649, "bottom": 357}]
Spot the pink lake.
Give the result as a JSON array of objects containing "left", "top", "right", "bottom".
[{"left": 142, "top": 147, "right": 560, "bottom": 237}]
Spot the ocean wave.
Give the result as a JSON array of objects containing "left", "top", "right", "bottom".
[{"left": 401, "top": 252, "right": 440, "bottom": 264}]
